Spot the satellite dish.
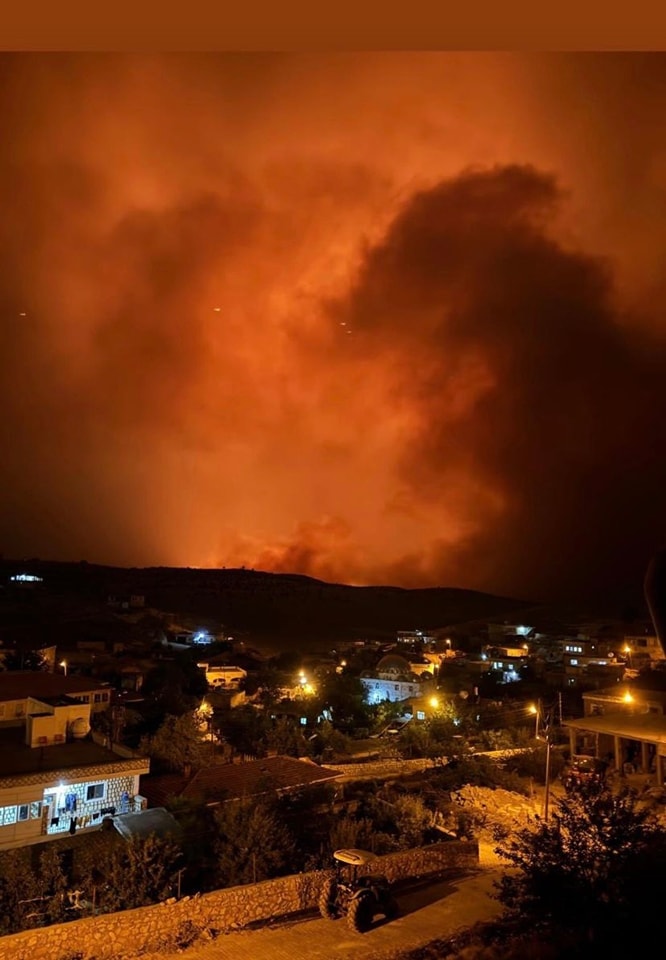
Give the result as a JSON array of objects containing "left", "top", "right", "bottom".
[{"left": 68, "top": 717, "right": 90, "bottom": 739}]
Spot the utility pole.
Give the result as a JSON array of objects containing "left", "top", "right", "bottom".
[{"left": 542, "top": 712, "right": 552, "bottom": 822}]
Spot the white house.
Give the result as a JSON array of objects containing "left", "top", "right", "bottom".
[
  {"left": 0, "top": 692, "right": 149, "bottom": 850},
  {"left": 360, "top": 652, "right": 433, "bottom": 705},
  {"left": 0, "top": 757, "right": 150, "bottom": 850},
  {"left": 196, "top": 660, "right": 247, "bottom": 689},
  {"left": 361, "top": 676, "right": 426, "bottom": 705}
]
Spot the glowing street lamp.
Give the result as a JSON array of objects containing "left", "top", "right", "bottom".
[
  {"left": 59, "top": 660, "right": 67, "bottom": 677},
  {"left": 198, "top": 699, "right": 214, "bottom": 742},
  {"left": 198, "top": 699, "right": 213, "bottom": 718},
  {"left": 623, "top": 691, "right": 634, "bottom": 704},
  {"left": 529, "top": 702, "right": 539, "bottom": 738},
  {"left": 429, "top": 696, "right": 439, "bottom": 710}
]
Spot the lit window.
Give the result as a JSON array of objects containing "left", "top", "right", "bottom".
[
  {"left": 30, "top": 802, "right": 42, "bottom": 819},
  {"left": 86, "top": 783, "right": 105, "bottom": 802},
  {"left": 2, "top": 806, "right": 17, "bottom": 825},
  {"left": 416, "top": 711, "right": 425, "bottom": 720}
]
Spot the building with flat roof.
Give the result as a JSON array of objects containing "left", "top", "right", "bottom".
[
  {"left": 563, "top": 684, "right": 666, "bottom": 787},
  {"left": 0, "top": 673, "right": 148, "bottom": 851},
  {"left": 0, "top": 671, "right": 112, "bottom": 722}
]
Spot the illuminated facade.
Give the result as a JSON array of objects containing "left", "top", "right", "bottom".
[
  {"left": 0, "top": 675, "right": 148, "bottom": 850},
  {"left": 0, "top": 759, "right": 149, "bottom": 850}
]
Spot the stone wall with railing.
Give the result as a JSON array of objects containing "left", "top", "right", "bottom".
[{"left": 0, "top": 840, "right": 478, "bottom": 960}]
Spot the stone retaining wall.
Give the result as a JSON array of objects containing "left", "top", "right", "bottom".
[
  {"left": 322, "top": 758, "right": 436, "bottom": 779},
  {"left": 0, "top": 841, "right": 477, "bottom": 960}
]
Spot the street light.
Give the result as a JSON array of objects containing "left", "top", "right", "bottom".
[
  {"left": 429, "top": 696, "right": 439, "bottom": 710},
  {"left": 59, "top": 660, "right": 67, "bottom": 677},
  {"left": 529, "top": 702, "right": 539, "bottom": 738}
]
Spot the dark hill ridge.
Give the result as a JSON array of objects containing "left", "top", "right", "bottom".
[{"left": 0, "top": 560, "right": 532, "bottom": 639}]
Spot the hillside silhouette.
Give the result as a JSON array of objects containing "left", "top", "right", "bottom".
[{"left": 0, "top": 560, "right": 533, "bottom": 640}]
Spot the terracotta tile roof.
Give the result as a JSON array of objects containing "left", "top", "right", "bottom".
[{"left": 140, "top": 755, "right": 341, "bottom": 807}]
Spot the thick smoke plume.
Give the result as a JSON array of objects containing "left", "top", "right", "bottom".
[{"left": 1, "top": 53, "right": 666, "bottom": 602}]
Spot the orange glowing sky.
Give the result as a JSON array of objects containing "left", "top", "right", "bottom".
[{"left": 2, "top": 53, "right": 666, "bottom": 601}]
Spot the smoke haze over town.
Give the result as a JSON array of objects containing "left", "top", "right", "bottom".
[{"left": 2, "top": 53, "right": 666, "bottom": 602}]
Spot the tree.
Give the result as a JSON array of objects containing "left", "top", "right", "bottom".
[
  {"left": 139, "top": 711, "right": 208, "bottom": 773},
  {"left": 311, "top": 719, "right": 352, "bottom": 761},
  {"left": 315, "top": 672, "right": 370, "bottom": 728},
  {"left": 494, "top": 780, "right": 666, "bottom": 950},
  {"left": 397, "top": 723, "right": 432, "bottom": 758},
  {"left": 368, "top": 697, "right": 406, "bottom": 733},
  {"left": 0, "top": 848, "right": 39, "bottom": 933},
  {"left": 99, "top": 835, "right": 182, "bottom": 912},
  {"left": 166, "top": 796, "right": 218, "bottom": 891},
  {"left": 213, "top": 799, "right": 296, "bottom": 887},
  {"left": 329, "top": 816, "right": 376, "bottom": 853},
  {"left": 0, "top": 648, "right": 48, "bottom": 672},
  {"left": 392, "top": 795, "right": 432, "bottom": 849},
  {"left": 265, "top": 717, "right": 311, "bottom": 757},
  {"left": 218, "top": 705, "right": 271, "bottom": 758},
  {"left": 37, "top": 846, "right": 70, "bottom": 924},
  {"left": 142, "top": 651, "right": 208, "bottom": 715}
]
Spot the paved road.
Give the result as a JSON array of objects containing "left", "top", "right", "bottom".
[{"left": 140, "top": 865, "right": 503, "bottom": 960}]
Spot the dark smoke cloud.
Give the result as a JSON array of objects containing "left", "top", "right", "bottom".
[
  {"left": 335, "top": 164, "right": 666, "bottom": 600},
  {"left": 1, "top": 53, "right": 666, "bottom": 603}
]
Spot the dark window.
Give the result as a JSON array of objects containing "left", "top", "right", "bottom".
[
  {"left": 18, "top": 804, "right": 29, "bottom": 822},
  {"left": 86, "top": 783, "right": 105, "bottom": 801}
]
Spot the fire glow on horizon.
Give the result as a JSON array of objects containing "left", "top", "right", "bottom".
[{"left": 2, "top": 53, "right": 666, "bottom": 601}]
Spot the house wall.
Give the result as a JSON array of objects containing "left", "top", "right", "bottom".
[
  {"left": 0, "top": 691, "right": 110, "bottom": 724},
  {"left": 583, "top": 690, "right": 666, "bottom": 717},
  {"left": 0, "top": 841, "right": 478, "bottom": 960},
  {"left": 361, "top": 677, "right": 424, "bottom": 704},
  {"left": 0, "top": 767, "right": 147, "bottom": 850},
  {"left": 26, "top": 700, "right": 91, "bottom": 747},
  {"left": 0, "top": 698, "right": 29, "bottom": 723},
  {"left": 200, "top": 665, "right": 247, "bottom": 687}
]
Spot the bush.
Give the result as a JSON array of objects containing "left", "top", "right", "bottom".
[
  {"left": 503, "top": 746, "right": 566, "bottom": 785},
  {"left": 427, "top": 755, "right": 531, "bottom": 796},
  {"left": 213, "top": 799, "right": 296, "bottom": 887},
  {"left": 494, "top": 781, "right": 666, "bottom": 950}
]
